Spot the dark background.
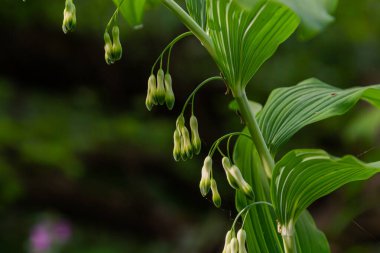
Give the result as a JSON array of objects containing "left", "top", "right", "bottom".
[{"left": 1, "top": 0, "right": 380, "bottom": 252}]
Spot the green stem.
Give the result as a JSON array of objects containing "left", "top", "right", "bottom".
[
  {"left": 151, "top": 32, "right": 192, "bottom": 75},
  {"left": 234, "top": 91, "right": 275, "bottom": 178},
  {"left": 283, "top": 234, "right": 297, "bottom": 253},
  {"left": 180, "top": 76, "right": 223, "bottom": 115},
  {"left": 160, "top": 0, "right": 215, "bottom": 58}
]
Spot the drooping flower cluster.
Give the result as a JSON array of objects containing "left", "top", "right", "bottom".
[
  {"left": 145, "top": 70, "right": 175, "bottom": 111},
  {"left": 104, "top": 25, "right": 123, "bottom": 65},
  {"left": 199, "top": 156, "right": 221, "bottom": 207},
  {"left": 62, "top": 0, "right": 76, "bottom": 34},
  {"left": 198, "top": 155, "right": 254, "bottom": 209},
  {"left": 173, "top": 114, "right": 201, "bottom": 161},
  {"left": 222, "top": 229, "right": 248, "bottom": 253}
]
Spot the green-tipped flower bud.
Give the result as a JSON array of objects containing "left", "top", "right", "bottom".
[
  {"left": 156, "top": 69, "right": 166, "bottom": 105},
  {"left": 111, "top": 26, "right": 122, "bottom": 61},
  {"left": 222, "top": 157, "right": 240, "bottom": 190},
  {"left": 104, "top": 31, "right": 113, "bottom": 65},
  {"left": 176, "top": 115, "right": 185, "bottom": 129},
  {"left": 222, "top": 230, "right": 233, "bottom": 253},
  {"left": 164, "top": 73, "right": 175, "bottom": 110},
  {"left": 237, "top": 229, "right": 247, "bottom": 253},
  {"left": 145, "top": 74, "right": 157, "bottom": 111},
  {"left": 230, "top": 238, "right": 239, "bottom": 253},
  {"left": 199, "top": 156, "right": 212, "bottom": 197},
  {"left": 173, "top": 129, "right": 182, "bottom": 161},
  {"left": 62, "top": 0, "right": 76, "bottom": 34},
  {"left": 222, "top": 156, "right": 232, "bottom": 170},
  {"left": 210, "top": 179, "right": 221, "bottom": 208},
  {"left": 190, "top": 115, "right": 201, "bottom": 155},
  {"left": 180, "top": 126, "right": 193, "bottom": 160},
  {"left": 229, "top": 165, "right": 255, "bottom": 200}
]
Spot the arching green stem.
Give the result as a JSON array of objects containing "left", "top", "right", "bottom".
[
  {"left": 151, "top": 32, "right": 193, "bottom": 74},
  {"left": 180, "top": 76, "right": 223, "bottom": 115},
  {"left": 234, "top": 90, "right": 275, "bottom": 178},
  {"left": 160, "top": 0, "right": 215, "bottom": 58}
]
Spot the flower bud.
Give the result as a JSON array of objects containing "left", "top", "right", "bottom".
[
  {"left": 222, "top": 230, "right": 233, "bottom": 253},
  {"left": 229, "top": 165, "right": 255, "bottom": 199},
  {"left": 62, "top": 0, "right": 76, "bottom": 34},
  {"left": 156, "top": 69, "right": 166, "bottom": 105},
  {"left": 199, "top": 156, "right": 212, "bottom": 196},
  {"left": 176, "top": 115, "right": 185, "bottom": 129},
  {"left": 164, "top": 73, "right": 175, "bottom": 110},
  {"left": 210, "top": 179, "right": 221, "bottom": 208},
  {"left": 222, "top": 156, "right": 232, "bottom": 170},
  {"left": 104, "top": 31, "right": 114, "bottom": 65},
  {"left": 237, "top": 229, "right": 247, "bottom": 253},
  {"left": 190, "top": 115, "right": 201, "bottom": 155},
  {"left": 180, "top": 126, "right": 193, "bottom": 160},
  {"left": 145, "top": 75, "right": 157, "bottom": 111},
  {"left": 222, "top": 157, "right": 240, "bottom": 190},
  {"left": 230, "top": 238, "right": 239, "bottom": 253},
  {"left": 173, "top": 129, "right": 182, "bottom": 161},
  {"left": 111, "top": 26, "right": 122, "bottom": 61}
]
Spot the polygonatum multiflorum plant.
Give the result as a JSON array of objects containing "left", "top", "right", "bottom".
[{"left": 56, "top": 0, "right": 380, "bottom": 252}]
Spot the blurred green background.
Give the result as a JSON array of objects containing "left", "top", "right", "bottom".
[{"left": 1, "top": 0, "right": 380, "bottom": 252}]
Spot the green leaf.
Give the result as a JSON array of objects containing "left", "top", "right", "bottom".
[
  {"left": 257, "top": 78, "right": 380, "bottom": 154},
  {"left": 113, "top": 0, "right": 146, "bottom": 29},
  {"left": 234, "top": 129, "right": 284, "bottom": 253},
  {"left": 271, "top": 149, "right": 380, "bottom": 229},
  {"left": 206, "top": 0, "right": 299, "bottom": 93},
  {"left": 186, "top": 0, "right": 206, "bottom": 29},
  {"left": 234, "top": 130, "right": 330, "bottom": 253},
  {"left": 294, "top": 211, "right": 330, "bottom": 253},
  {"left": 276, "top": 0, "right": 339, "bottom": 39}
]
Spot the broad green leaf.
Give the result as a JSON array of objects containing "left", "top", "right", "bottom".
[
  {"left": 186, "top": 0, "right": 206, "bottom": 29},
  {"left": 234, "top": 129, "right": 284, "bottom": 253},
  {"left": 257, "top": 78, "right": 380, "bottom": 154},
  {"left": 206, "top": 0, "right": 299, "bottom": 93},
  {"left": 294, "top": 211, "right": 330, "bottom": 253},
  {"left": 234, "top": 130, "right": 330, "bottom": 253},
  {"left": 276, "top": 0, "right": 339, "bottom": 39},
  {"left": 271, "top": 149, "right": 380, "bottom": 229},
  {"left": 235, "top": 0, "right": 261, "bottom": 9},
  {"left": 113, "top": 0, "right": 146, "bottom": 29}
]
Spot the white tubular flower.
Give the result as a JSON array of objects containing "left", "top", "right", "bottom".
[
  {"left": 190, "top": 115, "right": 201, "bottom": 155},
  {"left": 237, "top": 229, "right": 247, "bottom": 253},
  {"left": 199, "top": 156, "right": 212, "bottom": 197},
  {"left": 230, "top": 238, "right": 239, "bottom": 253},
  {"left": 156, "top": 69, "right": 166, "bottom": 105},
  {"left": 222, "top": 230, "right": 233, "bottom": 253},
  {"left": 228, "top": 165, "right": 255, "bottom": 200},
  {"left": 164, "top": 73, "right": 175, "bottom": 110},
  {"left": 210, "top": 178, "right": 221, "bottom": 208}
]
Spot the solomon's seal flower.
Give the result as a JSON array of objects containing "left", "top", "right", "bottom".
[
  {"left": 156, "top": 69, "right": 166, "bottom": 105},
  {"left": 146, "top": 74, "right": 157, "bottom": 111},
  {"left": 173, "top": 129, "right": 182, "bottom": 162},
  {"left": 164, "top": 73, "right": 175, "bottom": 110},
  {"left": 222, "top": 157, "right": 255, "bottom": 199},
  {"left": 210, "top": 178, "right": 221, "bottom": 208},
  {"left": 62, "top": 0, "right": 76, "bottom": 34},
  {"left": 190, "top": 114, "right": 201, "bottom": 155},
  {"left": 237, "top": 229, "right": 247, "bottom": 253},
  {"left": 104, "top": 26, "right": 122, "bottom": 65},
  {"left": 199, "top": 156, "right": 212, "bottom": 196}
]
